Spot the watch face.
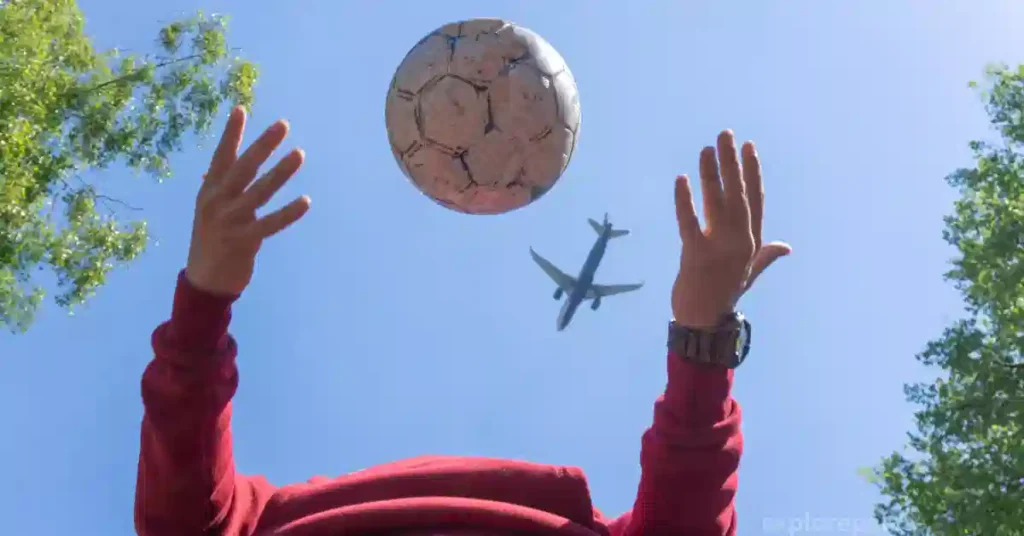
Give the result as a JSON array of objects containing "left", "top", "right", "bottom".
[
  {"left": 735, "top": 325, "right": 747, "bottom": 353},
  {"left": 735, "top": 319, "right": 751, "bottom": 360}
]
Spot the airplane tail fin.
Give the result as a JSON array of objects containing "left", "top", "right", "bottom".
[{"left": 588, "top": 216, "right": 630, "bottom": 238}]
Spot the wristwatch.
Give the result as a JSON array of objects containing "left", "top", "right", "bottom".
[{"left": 668, "top": 312, "right": 751, "bottom": 369}]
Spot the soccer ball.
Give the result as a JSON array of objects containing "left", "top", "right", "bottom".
[{"left": 385, "top": 19, "right": 581, "bottom": 215}]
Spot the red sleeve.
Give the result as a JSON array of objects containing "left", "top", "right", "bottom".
[
  {"left": 135, "top": 271, "right": 275, "bottom": 536},
  {"left": 610, "top": 352, "right": 742, "bottom": 536}
]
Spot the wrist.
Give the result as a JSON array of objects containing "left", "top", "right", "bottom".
[
  {"left": 672, "top": 305, "right": 734, "bottom": 329},
  {"left": 671, "top": 279, "right": 738, "bottom": 329},
  {"left": 166, "top": 270, "right": 238, "bottom": 353},
  {"left": 183, "top": 263, "right": 234, "bottom": 298}
]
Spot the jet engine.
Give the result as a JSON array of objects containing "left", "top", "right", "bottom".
[
  {"left": 591, "top": 297, "right": 601, "bottom": 310},
  {"left": 553, "top": 287, "right": 563, "bottom": 300}
]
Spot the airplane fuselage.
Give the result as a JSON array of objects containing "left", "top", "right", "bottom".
[{"left": 556, "top": 226, "right": 612, "bottom": 330}]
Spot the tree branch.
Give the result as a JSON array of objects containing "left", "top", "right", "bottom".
[
  {"left": 81, "top": 54, "right": 202, "bottom": 95},
  {"left": 58, "top": 177, "right": 144, "bottom": 214},
  {"left": 94, "top": 194, "right": 142, "bottom": 212}
]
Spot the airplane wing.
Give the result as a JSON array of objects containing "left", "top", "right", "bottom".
[
  {"left": 586, "top": 282, "right": 644, "bottom": 299},
  {"left": 529, "top": 248, "right": 577, "bottom": 291}
]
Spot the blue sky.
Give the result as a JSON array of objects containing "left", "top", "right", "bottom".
[{"left": 3, "top": 1, "right": 1024, "bottom": 534}]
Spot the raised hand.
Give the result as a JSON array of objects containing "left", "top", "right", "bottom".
[
  {"left": 671, "top": 130, "right": 791, "bottom": 328},
  {"left": 185, "top": 106, "right": 311, "bottom": 296}
]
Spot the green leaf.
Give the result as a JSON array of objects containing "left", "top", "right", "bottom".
[
  {"left": 868, "top": 65, "right": 1024, "bottom": 536},
  {"left": 0, "top": 0, "right": 258, "bottom": 332}
]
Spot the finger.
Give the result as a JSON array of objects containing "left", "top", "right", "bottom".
[
  {"left": 250, "top": 195, "right": 311, "bottom": 239},
  {"left": 234, "top": 149, "right": 305, "bottom": 213},
  {"left": 674, "top": 175, "right": 702, "bottom": 242},
  {"left": 717, "top": 130, "right": 751, "bottom": 230},
  {"left": 206, "top": 106, "right": 247, "bottom": 181},
  {"left": 222, "top": 119, "right": 290, "bottom": 197},
  {"left": 742, "top": 141, "right": 765, "bottom": 250},
  {"left": 699, "top": 146, "right": 725, "bottom": 232},
  {"left": 743, "top": 242, "right": 792, "bottom": 292}
]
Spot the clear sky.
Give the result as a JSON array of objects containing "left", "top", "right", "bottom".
[{"left": 3, "top": 1, "right": 1024, "bottom": 535}]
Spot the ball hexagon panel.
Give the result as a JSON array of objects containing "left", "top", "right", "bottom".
[
  {"left": 438, "top": 22, "right": 462, "bottom": 38},
  {"left": 463, "top": 185, "right": 533, "bottom": 215},
  {"left": 418, "top": 75, "right": 488, "bottom": 154},
  {"left": 459, "top": 18, "right": 505, "bottom": 38},
  {"left": 552, "top": 71, "right": 581, "bottom": 134},
  {"left": 522, "top": 126, "right": 574, "bottom": 188},
  {"left": 384, "top": 86, "right": 418, "bottom": 153},
  {"left": 403, "top": 144, "right": 474, "bottom": 199},
  {"left": 489, "top": 62, "right": 557, "bottom": 142},
  {"left": 450, "top": 32, "right": 514, "bottom": 86},
  {"left": 463, "top": 131, "right": 524, "bottom": 187},
  {"left": 392, "top": 33, "right": 450, "bottom": 94},
  {"left": 510, "top": 25, "right": 567, "bottom": 76}
]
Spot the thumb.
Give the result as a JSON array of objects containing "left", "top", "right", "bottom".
[{"left": 743, "top": 241, "right": 792, "bottom": 293}]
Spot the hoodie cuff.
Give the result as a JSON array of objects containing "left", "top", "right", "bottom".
[
  {"left": 665, "top": 351, "right": 735, "bottom": 427},
  {"left": 165, "top": 270, "right": 239, "bottom": 353}
]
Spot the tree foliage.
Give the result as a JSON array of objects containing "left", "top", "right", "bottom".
[
  {"left": 867, "top": 65, "right": 1024, "bottom": 535},
  {"left": 0, "top": 0, "right": 257, "bottom": 332}
]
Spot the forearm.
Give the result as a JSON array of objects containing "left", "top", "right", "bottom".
[
  {"left": 137, "top": 348, "right": 239, "bottom": 533},
  {"left": 619, "top": 352, "right": 742, "bottom": 536},
  {"left": 135, "top": 272, "right": 261, "bottom": 535}
]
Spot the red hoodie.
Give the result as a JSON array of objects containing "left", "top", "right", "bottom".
[{"left": 135, "top": 272, "right": 743, "bottom": 535}]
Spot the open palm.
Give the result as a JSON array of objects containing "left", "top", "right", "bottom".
[{"left": 671, "top": 130, "right": 791, "bottom": 328}]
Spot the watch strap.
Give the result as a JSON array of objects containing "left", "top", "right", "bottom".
[{"left": 667, "top": 313, "right": 751, "bottom": 369}]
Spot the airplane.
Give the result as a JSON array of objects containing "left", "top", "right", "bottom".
[{"left": 530, "top": 214, "right": 644, "bottom": 331}]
